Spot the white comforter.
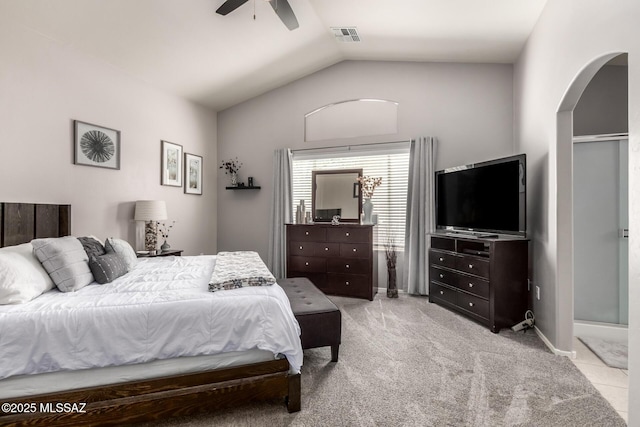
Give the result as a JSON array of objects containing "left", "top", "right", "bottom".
[{"left": 0, "top": 256, "right": 303, "bottom": 379}]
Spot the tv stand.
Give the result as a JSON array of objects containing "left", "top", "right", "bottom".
[{"left": 429, "top": 234, "right": 529, "bottom": 333}]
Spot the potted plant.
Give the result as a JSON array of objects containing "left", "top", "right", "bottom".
[
  {"left": 385, "top": 237, "right": 398, "bottom": 298},
  {"left": 356, "top": 175, "right": 382, "bottom": 224},
  {"left": 220, "top": 157, "right": 242, "bottom": 186}
]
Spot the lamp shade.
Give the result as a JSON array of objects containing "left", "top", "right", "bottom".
[{"left": 134, "top": 200, "right": 168, "bottom": 221}]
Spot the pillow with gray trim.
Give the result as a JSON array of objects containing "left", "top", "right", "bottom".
[
  {"left": 31, "top": 236, "right": 94, "bottom": 292},
  {"left": 88, "top": 253, "right": 128, "bottom": 284},
  {"left": 105, "top": 238, "right": 137, "bottom": 271}
]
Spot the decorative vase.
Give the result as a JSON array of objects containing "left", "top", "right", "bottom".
[
  {"left": 230, "top": 172, "right": 238, "bottom": 186},
  {"left": 387, "top": 267, "right": 398, "bottom": 298},
  {"left": 362, "top": 198, "right": 374, "bottom": 224},
  {"left": 161, "top": 240, "right": 170, "bottom": 251}
]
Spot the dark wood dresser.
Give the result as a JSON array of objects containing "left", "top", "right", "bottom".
[
  {"left": 428, "top": 233, "right": 529, "bottom": 333},
  {"left": 286, "top": 224, "right": 377, "bottom": 300}
]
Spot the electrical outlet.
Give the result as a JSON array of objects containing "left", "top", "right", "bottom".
[{"left": 536, "top": 286, "right": 541, "bottom": 300}]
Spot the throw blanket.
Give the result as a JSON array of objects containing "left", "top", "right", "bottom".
[{"left": 209, "top": 251, "right": 276, "bottom": 291}]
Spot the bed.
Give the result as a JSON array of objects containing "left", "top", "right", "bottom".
[{"left": 0, "top": 202, "right": 302, "bottom": 426}]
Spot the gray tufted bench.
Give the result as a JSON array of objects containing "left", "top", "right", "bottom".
[{"left": 279, "top": 277, "right": 341, "bottom": 362}]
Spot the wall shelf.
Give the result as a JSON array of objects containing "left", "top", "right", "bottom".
[{"left": 225, "top": 186, "right": 261, "bottom": 190}]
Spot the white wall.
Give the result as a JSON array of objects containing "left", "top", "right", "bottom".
[
  {"left": 217, "top": 60, "right": 515, "bottom": 259},
  {"left": 0, "top": 20, "right": 218, "bottom": 255},
  {"left": 514, "top": 0, "right": 639, "bottom": 422}
]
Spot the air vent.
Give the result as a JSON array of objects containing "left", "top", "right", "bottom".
[{"left": 331, "top": 27, "right": 361, "bottom": 42}]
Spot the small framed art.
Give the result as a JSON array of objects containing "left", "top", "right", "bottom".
[
  {"left": 184, "top": 153, "right": 203, "bottom": 195},
  {"left": 161, "top": 140, "right": 183, "bottom": 187},
  {"left": 74, "top": 120, "right": 120, "bottom": 170}
]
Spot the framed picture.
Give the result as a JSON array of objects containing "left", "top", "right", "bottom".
[
  {"left": 161, "top": 140, "right": 183, "bottom": 187},
  {"left": 184, "top": 153, "right": 203, "bottom": 195},
  {"left": 74, "top": 120, "right": 120, "bottom": 170}
]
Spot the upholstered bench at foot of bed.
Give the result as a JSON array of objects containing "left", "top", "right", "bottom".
[{"left": 279, "top": 277, "right": 342, "bottom": 362}]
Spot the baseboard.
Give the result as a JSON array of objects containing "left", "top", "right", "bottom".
[
  {"left": 534, "top": 326, "right": 576, "bottom": 358},
  {"left": 574, "top": 320, "right": 628, "bottom": 343}
]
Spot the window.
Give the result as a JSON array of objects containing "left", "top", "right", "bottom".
[{"left": 292, "top": 142, "right": 410, "bottom": 249}]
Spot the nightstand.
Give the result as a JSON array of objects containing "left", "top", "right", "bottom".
[{"left": 137, "top": 249, "right": 183, "bottom": 258}]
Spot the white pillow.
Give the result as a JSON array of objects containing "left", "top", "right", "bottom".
[
  {"left": 105, "top": 238, "right": 137, "bottom": 271},
  {"left": 0, "top": 243, "right": 55, "bottom": 304},
  {"left": 32, "top": 236, "right": 94, "bottom": 292}
]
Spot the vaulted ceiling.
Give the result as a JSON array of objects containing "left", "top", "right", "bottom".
[{"left": 4, "top": 0, "right": 547, "bottom": 111}]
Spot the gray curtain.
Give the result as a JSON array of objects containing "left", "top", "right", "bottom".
[
  {"left": 403, "top": 137, "right": 436, "bottom": 294},
  {"left": 267, "top": 148, "right": 293, "bottom": 278}
]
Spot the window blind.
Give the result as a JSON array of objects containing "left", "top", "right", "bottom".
[{"left": 292, "top": 143, "right": 410, "bottom": 249}]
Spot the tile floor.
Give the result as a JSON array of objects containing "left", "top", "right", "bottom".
[{"left": 571, "top": 337, "right": 628, "bottom": 424}]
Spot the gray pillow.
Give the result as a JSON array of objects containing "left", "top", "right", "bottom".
[
  {"left": 31, "top": 236, "right": 94, "bottom": 292},
  {"left": 88, "top": 253, "right": 127, "bottom": 284},
  {"left": 78, "top": 236, "right": 106, "bottom": 259},
  {"left": 105, "top": 238, "right": 137, "bottom": 271}
]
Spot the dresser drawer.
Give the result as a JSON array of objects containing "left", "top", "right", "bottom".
[
  {"left": 289, "top": 256, "right": 326, "bottom": 273},
  {"left": 430, "top": 282, "right": 457, "bottom": 306},
  {"left": 327, "top": 258, "right": 370, "bottom": 274},
  {"left": 288, "top": 226, "right": 326, "bottom": 242},
  {"left": 313, "top": 242, "right": 340, "bottom": 257},
  {"left": 429, "top": 250, "right": 458, "bottom": 269},
  {"left": 455, "top": 256, "right": 489, "bottom": 279},
  {"left": 340, "top": 243, "right": 370, "bottom": 258},
  {"left": 327, "top": 273, "right": 370, "bottom": 298},
  {"left": 457, "top": 275, "right": 490, "bottom": 299},
  {"left": 458, "top": 292, "right": 489, "bottom": 319},
  {"left": 289, "top": 241, "right": 316, "bottom": 257},
  {"left": 326, "top": 227, "right": 370, "bottom": 243},
  {"left": 430, "top": 266, "right": 458, "bottom": 288}
]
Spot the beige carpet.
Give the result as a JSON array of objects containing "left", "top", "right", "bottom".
[{"left": 140, "top": 293, "right": 625, "bottom": 427}]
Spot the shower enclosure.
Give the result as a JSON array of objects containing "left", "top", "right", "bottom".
[{"left": 573, "top": 134, "right": 628, "bottom": 341}]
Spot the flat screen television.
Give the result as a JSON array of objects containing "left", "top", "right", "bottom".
[{"left": 435, "top": 154, "right": 526, "bottom": 237}]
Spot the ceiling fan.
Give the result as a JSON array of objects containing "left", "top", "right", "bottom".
[{"left": 216, "top": 0, "right": 299, "bottom": 31}]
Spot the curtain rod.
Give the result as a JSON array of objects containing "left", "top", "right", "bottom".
[{"left": 291, "top": 139, "right": 412, "bottom": 153}]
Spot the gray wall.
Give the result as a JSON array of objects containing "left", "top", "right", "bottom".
[
  {"left": 217, "top": 60, "right": 516, "bottom": 260},
  {"left": 0, "top": 18, "right": 218, "bottom": 255},
  {"left": 574, "top": 64, "right": 628, "bottom": 136},
  {"left": 514, "top": 0, "right": 640, "bottom": 421}
]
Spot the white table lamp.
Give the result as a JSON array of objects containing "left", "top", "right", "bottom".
[{"left": 134, "top": 200, "right": 168, "bottom": 253}]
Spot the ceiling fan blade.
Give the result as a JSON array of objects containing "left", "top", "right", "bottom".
[
  {"left": 216, "top": 0, "right": 249, "bottom": 15},
  {"left": 269, "top": 0, "right": 299, "bottom": 30}
]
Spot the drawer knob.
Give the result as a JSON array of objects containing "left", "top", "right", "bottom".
[
  {"left": 346, "top": 232, "right": 350, "bottom": 236},
  {"left": 305, "top": 262, "right": 309, "bottom": 266},
  {"left": 346, "top": 264, "right": 350, "bottom": 268},
  {"left": 352, "top": 248, "right": 357, "bottom": 252},
  {"left": 468, "top": 283, "right": 474, "bottom": 288},
  {"left": 345, "top": 281, "right": 350, "bottom": 285},
  {"left": 325, "top": 247, "right": 329, "bottom": 251},
  {"left": 468, "top": 264, "right": 474, "bottom": 269},
  {"left": 440, "top": 290, "right": 444, "bottom": 295},
  {"left": 299, "top": 246, "right": 303, "bottom": 250},
  {"left": 439, "top": 274, "right": 444, "bottom": 279},
  {"left": 305, "top": 231, "right": 309, "bottom": 235},
  {"left": 469, "top": 302, "right": 474, "bottom": 307},
  {"left": 439, "top": 257, "right": 444, "bottom": 262}
]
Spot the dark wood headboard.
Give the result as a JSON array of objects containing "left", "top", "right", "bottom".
[{"left": 0, "top": 203, "right": 71, "bottom": 248}]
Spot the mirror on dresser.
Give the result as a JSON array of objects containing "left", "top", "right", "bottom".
[{"left": 312, "top": 169, "right": 362, "bottom": 222}]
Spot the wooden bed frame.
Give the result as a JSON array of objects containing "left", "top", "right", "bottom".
[{"left": 0, "top": 202, "right": 301, "bottom": 426}]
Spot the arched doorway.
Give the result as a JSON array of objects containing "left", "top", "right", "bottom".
[{"left": 555, "top": 52, "right": 628, "bottom": 352}]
